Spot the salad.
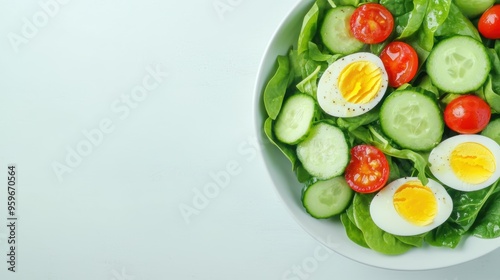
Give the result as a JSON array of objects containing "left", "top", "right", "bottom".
[{"left": 262, "top": 0, "right": 500, "bottom": 255}]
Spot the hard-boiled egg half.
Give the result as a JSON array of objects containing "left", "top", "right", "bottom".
[
  {"left": 370, "top": 177, "right": 453, "bottom": 236},
  {"left": 317, "top": 52, "right": 388, "bottom": 118},
  {"left": 428, "top": 134, "right": 500, "bottom": 192}
]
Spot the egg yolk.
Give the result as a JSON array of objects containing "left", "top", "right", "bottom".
[
  {"left": 338, "top": 60, "right": 382, "bottom": 104},
  {"left": 450, "top": 142, "right": 495, "bottom": 184},
  {"left": 393, "top": 181, "right": 437, "bottom": 226}
]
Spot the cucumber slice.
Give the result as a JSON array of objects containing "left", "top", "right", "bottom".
[
  {"left": 426, "top": 36, "right": 490, "bottom": 93},
  {"left": 320, "top": 6, "right": 364, "bottom": 55},
  {"left": 297, "top": 122, "right": 349, "bottom": 180},
  {"left": 274, "top": 93, "right": 316, "bottom": 144},
  {"left": 380, "top": 89, "right": 444, "bottom": 151},
  {"left": 302, "top": 176, "right": 354, "bottom": 219},
  {"left": 481, "top": 118, "right": 500, "bottom": 145}
]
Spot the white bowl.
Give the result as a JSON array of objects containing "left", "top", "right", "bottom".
[{"left": 253, "top": 0, "right": 500, "bottom": 270}]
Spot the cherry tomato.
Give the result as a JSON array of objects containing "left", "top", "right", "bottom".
[
  {"left": 444, "top": 95, "right": 491, "bottom": 134},
  {"left": 478, "top": 5, "right": 500, "bottom": 39},
  {"left": 380, "top": 41, "right": 419, "bottom": 88},
  {"left": 350, "top": 3, "right": 394, "bottom": 44},
  {"left": 345, "top": 145, "right": 390, "bottom": 193}
]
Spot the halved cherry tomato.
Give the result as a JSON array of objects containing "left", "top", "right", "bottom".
[
  {"left": 478, "top": 5, "right": 500, "bottom": 39},
  {"left": 380, "top": 41, "right": 419, "bottom": 88},
  {"left": 444, "top": 95, "right": 491, "bottom": 134},
  {"left": 350, "top": 3, "right": 394, "bottom": 44},
  {"left": 345, "top": 145, "right": 390, "bottom": 193}
]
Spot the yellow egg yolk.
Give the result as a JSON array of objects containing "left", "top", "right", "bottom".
[
  {"left": 338, "top": 60, "right": 382, "bottom": 104},
  {"left": 450, "top": 142, "right": 496, "bottom": 184},
  {"left": 393, "top": 181, "right": 437, "bottom": 226}
]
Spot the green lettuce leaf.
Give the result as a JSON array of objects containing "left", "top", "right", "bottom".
[
  {"left": 263, "top": 55, "right": 293, "bottom": 119},
  {"left": 394, "top": 0, "right": 428, "bottom": 39},
  {"left": 425, "top": 221, "right": 464, "bottom": 248},
  {"left": 435, "top": 2, "right": 481, "bottom": 41},
  {"left": 472, "top": 192, "right": 500, "bottom": 239},
  {"left": 297, "top": 4, "right": 320, "bottom": 54},
  {"left": 352, "top": 193, "right": 412, "bottom": 255},
  {"left": 449, "top": 181, "right": 499, "bottom": 232}
]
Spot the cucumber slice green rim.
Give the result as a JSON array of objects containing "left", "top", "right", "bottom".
[
  {"left": 302, "top": 176, "right": 354, "bottom": 219},
  {"left": 380, "top": 89, "right": 444, "bottom": 151},
  {"left": 426, "top": 35, "right": 491, "bottom": 93},
  {"left": 274, "top": 93, "right": 316, "bottom": 145},
  {"left": 297, "top": 122, "right": 350, "bottom": 180}
]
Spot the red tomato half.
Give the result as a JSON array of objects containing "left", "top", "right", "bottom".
[
  {"left": 350, "top": 3, "right": 394, "bottom": 44},
  {"left": 345, "top": 145, "right": 390, "bottom": 193},
  {"left": 380, "top": 41, "right": 419, "bottom": 88},
  {"left": 478, "top": 5, "right": 500, "bottom": 39},
  {"left": 444, "top": 95, "right": 491, "bottom": 134}
]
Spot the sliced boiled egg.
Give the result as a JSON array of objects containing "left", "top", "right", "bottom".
[
  {"left": 317, "top": 52, "right": 388, "bottom": 118},
  {"left": 370, "top": 177, "right": 453, "bottom": 236},
  {"left": 428, "top": 134, "right": 500, "bottom": 192}
]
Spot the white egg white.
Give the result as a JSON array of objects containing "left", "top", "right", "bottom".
[
  {"left": 317, "top": 52, "right": 388, "bottom": 118},
  {"left": 428, "top": 134, "right": 500, "bottom": 192},
  {"left": 370, "top": 177, "right": 453, "bottom": 236}
]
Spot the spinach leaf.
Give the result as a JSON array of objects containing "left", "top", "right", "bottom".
[
  {"left": 387, "top": 156, "right": 402, "bottom": 182},
  {"left": 425, "top": 221, "right": 464, "bottom": 248},
  {"left": 340, "top": 212, "right": 369, "bottom": 248},
  {"left": 435, "top": 3, "right": 481, "bottom": 41},
  {"left": 483, "top": 76, "right": 500, "bottom": 113},
  {"left": 384, "top": 0, "right": 429, "bottom": 41},
  {"left": 288, "top": 49, "right": 323, "bottom": 82},
  {"left": 380, "top": 0, "right": 414, "bottom": 16},
  {"left": 424, "top": 0, "right": 451, "bottom": 34},
  {"left": 308, "top": 41, "right": 338, "bottom": 62},
  {"left": 404, "top": 32, "right": 431, "bottom": 68},
  {"left": 264, "top": 118, "right": 313, "bottom": 183},
  {"left": 296, "top": 0, "right": 335, "bottom": 55},
  {"left": 296, "top": 65, "right": 321, "bottom": 97},
  {"left": 482, "top": 44, "right": 500, "bottom": 113},
  {"left": 298, "top": 4, "right": 320, "bottom": 54},
  {"left": 416, "top": 75, "right": 440, "bottom": 98},
  {"left": 496, "top": 39, "right": 500, "bottom": 57},
  {"left": 352, "top": 193, "right": 412, "bottom": 255},
  {"left": 263, "top": 55, "right": 293, "bottom": 119},
  {"left": 316, "top": 0, "right": 337, "bottom": 11},
  {"left": 449, "top": 182, "right": 499, "bottom": 232},
  {"left": 418, "top": 0, "right": 452, "bottom": 51},
  {"left": 472, "top": 192, "right": 500, "bottom": 239},
  {"left": 369, "top": 41, "right": 389, "bottom": 56},
  {"left": 294, "top": 164, "right": 313, "bottom": 183},
  {"left": 336, "top": 107, "right": 381, "bottom": 131},
  {"left": 488, "top": 47, "right": 500, "bottom": 75},
  {"left": 395, "top": 233, "right": 427, "bottom": 247},
  {"left": 395, "top": 0, "right": 428, "bottom": 39}
]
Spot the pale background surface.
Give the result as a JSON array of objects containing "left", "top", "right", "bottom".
[{"left": 0, "top": 0, "right": 499, "bottom": 279}]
